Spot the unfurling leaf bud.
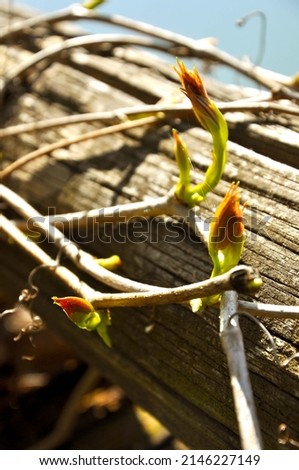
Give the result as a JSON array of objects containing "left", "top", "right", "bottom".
[
  {"left": 52, "top": 296, "right": 111, "bottom": 347},
  {"left": 208, "top": 182, "right": 245, "bottom": 275},
  {"left": 190, "top": 183, "right": 251, "bottom": 313},
  {"left": 96, "top": 254, "right": 122, "bottom": 271},
  {"left": 172, "top": 129, "right": 191, "bottom": 187},
  {"left": 172, "top": 129, "right": 195, "bottom": 205},
  {"left": 82, "top": 0, "right": 106, "bottom": 9},
  {"left": 175, "top": 60, "right": 228, "bottom": 200}
]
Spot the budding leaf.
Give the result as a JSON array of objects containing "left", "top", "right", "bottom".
[
  {"left": 52, "top": 296, "right": 111, "bottom": 347},
  {"left": 209, "top": 182, "right": 245, "bottom": 274},
  {"left": 82, "top": 0, "right": 106, "bottom": 9},
  {"left": 96, "top": 254, "right": 122, "bottom": 271},
  {"left": 190, "top": 183, "right": 246, "bottom": 313},
  {"left": 96, "top": 310, "right": 112, "bottom": 348},
  {"left": 172, "top": 128, "right": 195, "bottom": 206},
  {"left": 175, "top": 60, "right": 228, "bottom": 202}
]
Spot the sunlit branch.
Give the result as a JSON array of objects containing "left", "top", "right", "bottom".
[
  {"left": 220, "top": 291, "right": 263, "bottom": 450},
  {"left": 1, "top": 115, "right": 161, "bottom": 180},
  {"left": 1, "top": 4, "right": 298, "bottom": 99}
]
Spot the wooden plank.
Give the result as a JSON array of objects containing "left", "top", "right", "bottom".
[{"left": 1, "top": 5, "right": 299, "bottom": 449}]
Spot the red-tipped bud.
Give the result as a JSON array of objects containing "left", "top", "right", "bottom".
[
  {"left": 52, "top": 296, "right": 111, "bottom": 346},
  {"left": 174, "top": 60, "right": 228, "bottom": 198},
  {"left": 209, "top": 182, "right": 245, "bottom": 272}
]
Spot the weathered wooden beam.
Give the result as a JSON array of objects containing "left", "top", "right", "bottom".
[{"left": 1, "top": 5, "right": 298, "bottom": 449}]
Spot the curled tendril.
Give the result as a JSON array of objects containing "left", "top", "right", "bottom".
[
  {"left": 26, "top": 264, "right": 52, "bottom": 300},
  {"left": 280, "top": 352, "right": 299, "bottom": 368},
  {"left": 230, "top": 311, "right": 299, "bottom": 369},
  {"left": 235, "top": 10, "right": 267, "bottom": 67},
  {"left": 13, "top": 315, "right": 44, "bottom": 342},
  {"left": 0, "top": 308, "right": 17, "bottom": 319},
  {"left": 0, "top": 249, "right": 64, "bottom": 339},
  {"left": 1, "top": 242, "right": 80, "bottom": 325},
  {"left": 18, "top": 242, "right": 77, "bottom": 303},
  {"left": 19, "top": 286, "right": 39, "bottom": 302}
]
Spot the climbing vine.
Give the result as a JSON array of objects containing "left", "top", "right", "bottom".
[{"left": 1, "top": 0, "right": 298, "bottom": 451}]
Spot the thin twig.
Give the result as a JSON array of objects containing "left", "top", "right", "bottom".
[
  {"left": 2, "top": 186, "right": 296, "bottom": 317},
  {"left": 12, "top": 194, "right": 176, "bottom": 233},
  {"left": 39, "top": 191, "right": 209, "bottom": 246},
  {"left": 3, "top": 184, "right": 256, "bottom": 306},
  {"left": 238, "top": 300, "right": 299, "bottom": 319},
  {"left": 0, "top": 4, "right": 78, "bottom": 41},
  {"left": 1, "top": 212, "right": 259, "bottom": 309},
  {"left": 1, "top": 214, "right": 95, "bottom": 299},
  {"left": 0, "top": 33, "right": 172, "bottom": 99},
  {"left": 169, "top": 200, "right": 209, "bottom": 246},
  {"left": 236, "top": 10, "right": 267, "bottom": 67},
  {"left": 231, "top": 311, "right": 299, "bottom": 370},
  {"left": 1, "top": 185, "right": 210, "bottom": 298},
  {"left": 89, "top": 265, "right": 258, "bottom": 308},
  {"left": 51, "top": 196, "right": 172, "bottom": 223},
  {"left": 3, "top": 199, "right": 296, "bottom": 324},
  {"left": 220, "top": 291, "right": 263, "bottom": 450},
  {"left": 0, "top": 115, "right": 161, "bottom": 180},
  {"left": 0, "top": 103, "right": 190, "bottom": 138},
  {"left": 1, "top": 4, "right": 297, "bottom": 98},
  {"left": 1, "top": 100, "right": 298, "bottom": 139},
  {"left": 11, "top": 193, "right": 209, "bottom": 250},
  {"left": 0, "top": 185, "right": 163, "bottom": 293}
]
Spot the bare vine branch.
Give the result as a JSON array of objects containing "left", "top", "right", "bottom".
[
  {"left": 1, "top": 33, "right": 172, "bottom": 100},
  {"left": 1, "top": 212, "right": 259, "bottom": 310},
  {"left": 1, "top": 4, "right": 298, "bottom": 451},
  {"left": 3, "top": 184, "right": 297, "bottom": 318},
  {"left": 238, "top": 300, "right": 299, "bottom": 319},
  {"left": 0, "top": 185, "right": 163, "bottom": 293},
  {"left": 236, "top": 10, "right": 267, "bottom": 67},
  {"left": 1, "top": 214, "right": 95, "bottom": 300},
  {"left": 1, "top": 100, "right": 299, "bottom": 140},
  {"left": 0, "top": 103, "right": 190, "bottom": 138},
  {"left": 1, "top": 4, "right": 298, "bottom": 99},
  {"left": 0, "top": 115, "right": 161, "bottom": 180},
  {"left": 220, "top": 291, "right": 263, "bottom": 450}
]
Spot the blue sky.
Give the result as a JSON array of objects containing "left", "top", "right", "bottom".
[{"left": 8, "top": 0, "right": 299, "bottom": 82}]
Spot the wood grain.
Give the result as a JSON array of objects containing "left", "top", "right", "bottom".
[{"left": 1, "top": 5, "right": 298, "bottom": 449}]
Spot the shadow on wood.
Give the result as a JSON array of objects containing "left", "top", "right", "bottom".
[{"left": 1, "top": 3, "right": 298, "bottom": 450}]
